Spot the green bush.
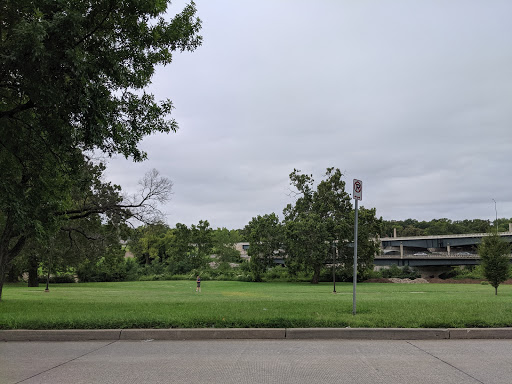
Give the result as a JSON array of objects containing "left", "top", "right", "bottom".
[
  {"left": 170, "top": 274, "right": 196, "bottom": 281},
  {"left": 381, "top": 265, "right": 421, "bottom": 279},
  {"left": 286, "top": 270, "right": 313, "bottom": 283},
  {"left": 37, "top": 274, "right": 76, "bottom": 284},
  {"left": 452, "top": 265, "right": 485, "bottom": 280},
  {"left": 76, "top": 256, "right": 130, "bottom": 283},
  {"left": 263, "top": 266, "right": 288, "bottom": 281},
  {"left": 138, "top": 274, "right": 161, "bottom": 281},
  {"left": 235, "top": 273, "right": 252, "bottom": 282},
  {"left": 124, "top": 258, "right": 140, "bottom": 281},
  {"left": 239, "top": 261, "right": 251, "bottom": 273}
]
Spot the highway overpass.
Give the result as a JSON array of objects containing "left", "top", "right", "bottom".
[{"left": 377, "top": 231, "right": 512, "bottom": 267}]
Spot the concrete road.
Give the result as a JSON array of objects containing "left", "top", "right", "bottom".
[{"left": 2, "top": 339, "right": 511, "bottom": 384}]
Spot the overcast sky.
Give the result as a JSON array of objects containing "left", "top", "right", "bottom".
[{"left": 105, "top": 0, "right": 512, "bottom": 230}]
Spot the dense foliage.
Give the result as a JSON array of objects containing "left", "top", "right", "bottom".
[
  {"left": 246, "top": 168, "right": 382, "bottom": 284},
  {"left": 0, "top": 0, "right": 202, "bottom": 299},
  {"left": 245, "top": 213, "right": 283, "bottom": 282},
  {"left": 127, "top": 222, "right": 242, "bottom": 277}
]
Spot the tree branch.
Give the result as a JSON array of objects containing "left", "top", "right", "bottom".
[
  {"left": 61, "top": 227, "right": 102, "bottom": 241},
  {"left": 0, "top": 99, "right": 34, "bottom": 119}
]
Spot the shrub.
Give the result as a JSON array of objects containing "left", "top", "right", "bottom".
[
  {"left": 381, "top": 265, "right": 421, "bottom": 279},
  {"left": 235, "top": 273, "right": 252, "bottom": 282},
  {"left": 37, "top": 274, "right": 76, "bottom": 284},
  {"left": 263, "top": 266, "right": 288, "bottom": 281},
  {"left": 453, "top": 265, "right": 485, "bottom": 280},
  {"left": 76, "top": 256, "right": 130, "bottom": 283}
]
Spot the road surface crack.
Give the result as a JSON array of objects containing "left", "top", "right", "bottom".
[
  {"left": 13, "top": 340, "right": 118, "bottom": 384},
  {"left": 406, "top": 341, "right": 485, "bottom": 384}
]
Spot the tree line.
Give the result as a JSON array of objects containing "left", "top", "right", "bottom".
[
  {"left": 381, "top": 218, "right": 511, "bottom": 237},
  {"left": 245, "top": 168, "right": 381, "bottom": 283},
  {"left": 1, "top": 1, "right": 510, "bottom": 299}
]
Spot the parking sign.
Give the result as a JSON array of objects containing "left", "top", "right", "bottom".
[{"left": 353, "top": 179, "right": 362, "bottom": 200}]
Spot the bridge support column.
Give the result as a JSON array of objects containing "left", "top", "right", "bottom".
[
  {"left": 400, "top": 242, "right": 403, "bottom": 264},
  {"left": 447, "top": 243, "right": 450, "bottom": 256},
  {"left": 509, "top": 223, "right": 512, "bottom": 232}
]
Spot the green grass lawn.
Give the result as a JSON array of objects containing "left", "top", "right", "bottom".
[{"left": 1, "top": 280, "right": 511, "bottom": 329}]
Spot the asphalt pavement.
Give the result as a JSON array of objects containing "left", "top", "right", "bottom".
[{"left": 2, "top": 338, "right": 512, "bottom": 384}]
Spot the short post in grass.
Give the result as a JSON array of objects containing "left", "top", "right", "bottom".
[
  {"left": 45, "top": 252, "right": 52, "bottom": 293},
  {"left": 332, "top": 242, "right": 336, "bottom": 294},
  {"left": 352, "top": 179, "right": 362, "bottom": 315}
]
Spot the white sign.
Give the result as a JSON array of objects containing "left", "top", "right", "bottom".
[{"left": 353, "top": 179, "right": 363, "bottom": 200}]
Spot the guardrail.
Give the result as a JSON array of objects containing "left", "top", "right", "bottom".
[
  {"left": 380, "top": 232, "right": 512, "bottom": 242},
  {"left": 376, "top": 253, "right": 512, "bottom": 259}
]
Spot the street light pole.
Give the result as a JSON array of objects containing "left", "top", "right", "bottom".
[{"left": 492, "top": 199, "right": 498, "bottom": 234}]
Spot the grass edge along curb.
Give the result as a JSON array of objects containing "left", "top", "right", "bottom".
[{"left": 3, "top": 280, "right": 512, "bottom": 329}]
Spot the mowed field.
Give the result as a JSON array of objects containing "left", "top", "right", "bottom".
[{"left": 1, "top": 281, "right": 512, "bottom": 329}]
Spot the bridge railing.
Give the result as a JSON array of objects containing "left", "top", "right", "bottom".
[
  {"left": 376, "top": 253, "right": 512, "bottom": 259},
  {"left": 380, "top": 232, "right": 512, "bottom": 242}
]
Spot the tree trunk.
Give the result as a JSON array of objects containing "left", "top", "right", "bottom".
[
  {"left": 311, "top": 265, "right": 320, "bottom": 284},
  {"left": 28, "top": 253, "right": 39, "bottom": 287},
  {"left": 0, "top": 259, "right": 6, "bottom": 301},
  {"left": 495, "top": 286, "right": 498, "bottom": 295},
  {"left": 0, "top": 245, "right": 9, "bottom": 301},
  {"left": 7, "top": 265, "right": 18, "bottom": 282},
  {"left": 0, "top": 233, "right": 27, "bottom": 301}
]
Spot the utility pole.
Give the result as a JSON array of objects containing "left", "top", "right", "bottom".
[{"left": 492, "top": 199, "right": 498, "bottom": 234}]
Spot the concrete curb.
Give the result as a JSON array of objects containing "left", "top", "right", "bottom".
[
  {"left": 449, "top": 328, "right": 512, "bottom": 339},
  {"left": 286, "top": 328, "right": 450, "bottom": 340},
  {"left": 2, "top": 328, "right": 512, "bottom": 342},
  {"left": 0, "top": 329, "right": 122, "bottom": 341},
  {"left": 120, "top": 328, "right": 286, "bottom": 340}
]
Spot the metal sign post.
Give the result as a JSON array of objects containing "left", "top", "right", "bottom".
[{"left": 353, "top": 179, "right": 362, "bottom": 315}]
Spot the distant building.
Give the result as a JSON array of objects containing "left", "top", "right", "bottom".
[{"left": 234, "top": 242, "right": 250, "bottom": 261}]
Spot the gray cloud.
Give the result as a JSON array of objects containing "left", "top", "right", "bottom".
[{"left": 105, "top": 0, "right": 512, "bottom": 229}]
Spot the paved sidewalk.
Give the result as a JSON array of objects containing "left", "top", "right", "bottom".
[
  {"left": 2, "top": 328, "right": 512, "bottom": 341},
  {"left": 3, "top": 339, "right": 512, "bottom": 384}
]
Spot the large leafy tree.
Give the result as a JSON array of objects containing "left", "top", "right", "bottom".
[
  {"left": 283, "top": 168, "right": 351, "bottom": 284},
  {"left": 212, "top": 227, "right": 242, "bottom": 263},
  {"left": 129, "top": 220, "right": 212, "bottom": 275},
  {"left": 9, "top": 162, "right": 172, "bottom": 287},
  {"left": 0, "top": 0, "right": 201, "bottom": 299},
  {"left": 190, "top": 220, "right": 213, "bottom": 262},
  {"left": 245, "top": 213, "right": 283, "bottom": 282},
  {"left": 283, "top": 168, "right": 381, "bottom": 284},
  {"left": 478, "top": 233, "right": 511, "bottom": 295},
  {"left": 166, "top": 223, "right": 195, "bottom": 274},
  {"left": 130, "top": 222, "right": 171, "bottom": 266}
]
